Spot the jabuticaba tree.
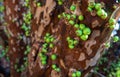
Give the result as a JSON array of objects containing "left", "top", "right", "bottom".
[{"left": 3, "top": 0, "right": 120, "bottom": 77}]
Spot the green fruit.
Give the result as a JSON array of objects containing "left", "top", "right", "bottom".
[
  {"left": 69, "top": 45, "right": 74, "bottom": 49},
  {"left": 101, "top": 12, "right": 108, "bottom": 19},
  {"left": 41, "top": 48, "right": 47, "bottom": 53},
  {"left": 109, "top": 25, "right": 115, "bottom": 29},
  {"left": 21, "top": 24, "right": 27, "bottom": 30},
  {"left": 72, "top": 72, "right": 77, "bottom": 77},
  {"left": 87, "top": 7, "right": 92, "bottom": 12},
  {"left": 37, "top": 2, "right": 41, "bottom": 7},
  {"left": 70, "top": 5, "right": 76, "bottom": 11},
  {"left": 41, "top": 60, "right": 47, "bottom": 65},
  {"left": 105, "top": 42, "right": 110, "bottom": 48},
  {"left": 76, "top": 29, "right": 82, "bottom": 36},
  {"left": 67, "top": 37, "right": 70, "bottom": 41},
  {"left": 95, "top": 3, "right": 102, "bottom": 10},
  {"left": 58, "top": 1, "right": 63, "bottom": 5},
  {"left": 76, "top": 71, "right": 81, "bottom": 77},
  {"left": 45, "top": 38, "right": 51, "bottom": 43},
  {"left": 41, "top": 55, "right": 47, "bottom": 61},
  {"left": 55, "top": 68, "right": 61, "bottom": 72},
  {"left": 52, "top": 64, "right": 57, "bottom": 69},
  {"left": 43, "top": 43, "right": 48, "bottom": 48},
  {"left": 83, "top": 27, "right": 91, "bottom": 35},
  {"left": 25, "top": 31, "right": 30, "bottom": 36},
  {"left": 50, "top": 37, "right": 54, "bottom": 42},
  {"left": 51, "top": 54, "right": 57, "bottom": 60},
  {"left": 46, "top": 33, "right": 50, "bottom": 37},
  {"left": 58, "top": 14, "right": 61, "bottom": 18},
  {"left": 74, "top": 24, "right": 79, "bottom": 28},
  {"left": 113, "top": 36, "right": 119, "bottom": 42},
  {"left": 73, "top": 40, "right": 78, "bottom": 45},
  {"left": 62, "top": 12, "right": 66, "bottom": 17},
  {"left": 66, "top": 14, "right": 71, "bottom": 20},
  {"left": 78, "top": 15, "right": 84, "bottom": 21},
  {"left": 69, "top": 20, "right": 75, "bottom": 25},
  {"left": 79, "top": 24, "right": 85, "bottom": 30},
  {"left": 71, "top": 14, "right": 77, "bottom": 19},
  {"left": 68, "top": 40, "right": 74, "bottom": 44},
  {"left": 80, "top": 35, "right": 88, "bottom": 41},
  {"left": 38, "top": 53, "right": 43, "bottom": 57},
  {"left": 109, "top": 18, "right": 116, "bottom": 25},
  {"left": 88, "top": 2, "right": 95, "bottom": 8},
  {"left": 97, "top": 9, "right": 105, "bottom": 16},
  {"left": 49, "top": 43, "right": 54, "bottom": 48}
]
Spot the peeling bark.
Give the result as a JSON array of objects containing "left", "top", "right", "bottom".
[{"left": 3, "top": 0, "right": 120, "bottom": 77}]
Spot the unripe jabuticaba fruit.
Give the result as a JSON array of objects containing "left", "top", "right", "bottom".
[{"left": 3, "top": 0, "right": 120, "bottom": 77}]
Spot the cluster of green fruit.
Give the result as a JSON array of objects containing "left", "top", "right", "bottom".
[
  {"left": 22, "top": 0, "right": 32, "bottom": 36},
  {"left": 15, "top": 0, "right": 32, "bottom": 70},
  {"left": 88, "top": 2, "right": 108, "bottom": 19},
  {"left": 24, "top": 45, "right": 31, "bottom": 55},
  {"left": 14, "top": 57, "right": 28, "bottom": 73},
  {"left": 58, "top": 5, "right": 84, "bottom": 23},
  {"left": 21, "top": 23, "right": 31, "bottom": 36},
  {"left": 72, "top": 70, "right": 81, "bottom": 77},
  {"left": 66, "top": 37, "right": 78, "bottom": 49},
  {"left": 58, "top": 4, "right": 91, "bottom": 50},
  {"left": 52, "top": 64, "right": 61, "bottom": 72},
  {"left": 58, "top": 13, "right": 76, "bottom": 21},
  {"left": 14, "top": 45, "right": 30, "bottom": 72},
  {"left": 23, "top": 11, "right": 32, "bottom": 25},
  {"left": 34, "top": 0, "right": 41, "bottom": 7},
  {"left": 38, "top": 33, "right": 61, "bottom": 72},
  {"left": 75, "top": 24, "right": 91, "bottom": 41},
  {"left": 109, "top": 18, "right": 116, "bottom": 29},
  {"left": 24, "top": 0, "right": 30, "bottom": 8},
  {"left": 38, "top": 33, "right": 56, "bottom": 65},
  {"left": 0, "top": 45, "right": 9, "bottom": 61},
  {"left": 38, "top": 52, "right": 48, "bottom": 65},
  {"left": 104, "top": 35, "right": 119, "bottom": 48},
  {"left": 66, "top": 5, "right": 91, "bottom": 41}
]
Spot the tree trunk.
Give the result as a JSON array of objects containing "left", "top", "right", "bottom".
[{"left": 3, "top": 0, "right": 120, "bottom": 77}]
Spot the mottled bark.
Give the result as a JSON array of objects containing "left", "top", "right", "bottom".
[
  {"left": 4, "top": 0, "right": 26, "bottom": 77},
  {"left": 4, "top": 0, "right": 120, "bottom": 77}
]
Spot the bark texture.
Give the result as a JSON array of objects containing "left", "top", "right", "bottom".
[{"left": 3, "top": 0, "right": 120, "bottom": 77}]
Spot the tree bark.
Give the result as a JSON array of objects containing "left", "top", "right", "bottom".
[{"left": 3, "top": 0, "right": 120, "bottom": 77}]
